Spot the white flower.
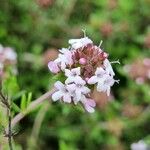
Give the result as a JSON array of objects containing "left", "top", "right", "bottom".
[
  {"left": 97, "top": 74, "right": 115, "bottom": 96},
  {"left": 54, "top": 48, "right": 73, "bottom": 70},
  {"left": 103, "top": 59, "right": 115, "bottom": 76},
  {"left": 4, "top": 47, "right": 17, "bottom": 61},
  {"left": 52, "top": 81, "right": 72, "bottom": 103},
  {"left": 65, "top": 67, "right": 83, "bottom": 84},
  {"left": 88, "top": 67, "right": 115, "bottom": 96},
  {"left": 131, "top": 140, "right": 148, "bottom": 150},
  {"left": 88, "top": 67, "right": 106, "bottom": 84},
  {"left": 67, "top": 78, "right": 90, "bottom": 104},
  {"left": 68, "top": 37, "right": 93, "bottom": 49},
  {"left": 81, "top": 95, "right": 96, "bottom": 113}
]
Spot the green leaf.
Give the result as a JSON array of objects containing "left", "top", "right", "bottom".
[
  {"left": 20, "top": 94, "right": 27, "bottom": 111},
  {"left": 27, "top": 92, "right": 32, "bottom": 106},
  {"left": 12, "top": 102, "right": 21, "bottom": 113}
]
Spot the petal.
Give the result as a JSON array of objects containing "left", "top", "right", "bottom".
[
  {"left": 86, "top": 99, "right": 96, "bottom": 107},
  {"left": 97, "top": 80, "right": 105, "bottom": 92},
  {"left": 104, "top": 59, "right": 115, "bottom": 76},
  {"left": 48, "top": 61, "right": 60, "bottom": 74},
  {"left": 66, "top": 84, "right": 76, "bottom": 93},
  {"left": 82, "top": 86, "right": 90, "bottom": 94},
  {"left": 63, "top": 94, "right": 72, "bottom": 103},
  {"left": 95, "top": 67, "right": 105, "bottom": 76},
  {"left": 65, "top": 69, "right": 71, "bottom": 77},
  {"left": 75, "top": 90, "right": 82, "bottom": 101},
  {"left": 88, "top": 76, "right": 98, "bottom": 84},
  {"left": 61, "top": 61, "right": 66, "bottom": 70},
  {"left": 65, "top": 76, "right": 75, "bottom": 84},
  {"left": 52, "top": 91, "right": 63, "bottom": 101},
  {"left": 84, "top": 104, "right": 95, "bottom": 113},
  {"left": 75, "top": 77, "right": 86, "bottom": 85},
  {"left": 54, "top": 81, "right": 64, "bottom": 90},
  {"left": 72, "top": 67, "right": 81, "bottom": 75}
]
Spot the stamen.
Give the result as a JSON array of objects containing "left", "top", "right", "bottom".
[
  {"left": 115, "top": 79, "right": 120, "bottom": 84},
  {"left": 82, "top": 29, "right": 86, "bottom": 37},
  {"left": 98, "top": 40, "right": 103, "bottom": 48},
  {"left": 111, "top": 59, "right": 120, "bottom": 64}
]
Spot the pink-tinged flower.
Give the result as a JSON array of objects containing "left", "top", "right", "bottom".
[
  {"left": 131, "top": 140, "right": 148, "bottom": 150},
  {"left": 103, "top": 59, "right": 115, "bottom": 76},
  {"left": 82, "top": 96, "right": 96, "bottom": 113},
  {"left": 88, "top": 67, "right": 116, "bottom": 96},
  {"left": 55, "top": 48, "right": 73, "bottom": 70},
  {"left": 65, "top": 67, "right": 83, "bottom": 84},
  {"left": 48, "top": 61, "right": 60, "bottom": 74},
  {"left": 52, "top": 81, "right": 72, "bottom": 103},
  {"left": 88, "top": 67, "right": 106, "bottom": 84},
  {"left": 67, "top": 78, "right": 90, "bottom": 103},
  {"left": 69, "top": 37, "right": 93, "bottom": 49},
  {"left": 97, "top": 74, "right": 115, "bottom": 96}
]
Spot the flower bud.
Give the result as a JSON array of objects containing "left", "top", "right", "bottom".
[{"left": 79, "top": 58, "right": 87, "bottom": 65}]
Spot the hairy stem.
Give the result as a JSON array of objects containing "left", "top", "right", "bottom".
[{"left": 8, "top": 107, "right": 13, "bottom": 150}]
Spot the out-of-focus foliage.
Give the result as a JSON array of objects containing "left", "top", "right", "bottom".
[{"left": 0, "top": 0, "right": 150, "bottom": 149}]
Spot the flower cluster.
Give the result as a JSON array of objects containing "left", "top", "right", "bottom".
[
  {"left": 48, "top": 35, "right": 119, "bottom": 113},
  {"left": 0, "top": 44, "right": 17, "bottom": 76},
  {"left": 124, "top": 58, "right": 150, "bottom": 84},
  {"left": 131, "top": 140, "right": 149, "bottom": 150}
]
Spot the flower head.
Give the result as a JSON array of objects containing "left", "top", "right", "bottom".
[
  {"left": 48, "top": 34, "right": 119, "bottom": 113},
  {"left": 0, "top": 44, "right": 17, "bottom": 76},
  {"left": 131, "top": 140, "right": 148, "bottom": 150}
]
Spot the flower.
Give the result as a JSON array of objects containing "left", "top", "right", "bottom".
[
  {"left": 88, "top": 67, "right": 115, "bottom": 96},
  {"left": 97, "top": 74, "right": 115, "bottom": 96},
  {"left": 4, "top": 47, "right": 17, "bottom": 61},
  {"left": 48, "top": 61, "right": 60, "bottom": 74},
  {"left": 67, "top": 78, "right": 90, "bottom": 104},
  {"left": 52, "top": 81, "right": 72, "bottom": 103},
  {"left": 131, "top": 140, "right": 148, "bottom": 150},
  {"left": 65, "top": 67, "right": 83, "bottom": 84},
  {"left": 54, "top": 48, "right": 73, "bottom": 70},
  {"left": 82, "top": 96, "right": 96, "bottom": 113},
  {"left": 69, "top": 37, "right": 93, "bottom": 49},
  {"left": 103, "top": 59, "right": 115, "bottom": 76}
]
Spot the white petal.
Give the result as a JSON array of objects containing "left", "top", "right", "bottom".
[
  {"left": 52, "top": 91, "right": 63, "bottom": 101},
  {"left": 104, "top": 59, "right": 115, "bottom": 76},
  {"left": 75, "top": 90, "right": 82, "bottom": 101},
  {"left": 88, "top": 76, "right": 98, "bottom": 84},
  {"left": 72, "top": 67, "right": 81, "bottom": 75},
  {"left": 63, "top": 94, "right": 72, "bottom": 103},
  {"left": 74, "top": 77, "right": 86, "bottom": 85},
  {"left": 65, "top": 69, "right": 71, "bottom": 77},
  {"left": 66, "top": 84, "right": 76, "bottom": 93},
  {"left": 82, "top": 86, "right": 90, "bottom": 94},
  {"left": 65, "top": 76, "right": 75, "bottom": 84},
  {"left": 97, "top": 80, "right": 105, "bottom": 92},
  {"left": 54, "top": 81, "right": 64, "bottom": 90},
  {"left": 61, "top": 61, "right": 66, "bottom": 70},
  {"left": 95, "top": 67, "right": 105, "bottom": 76}
]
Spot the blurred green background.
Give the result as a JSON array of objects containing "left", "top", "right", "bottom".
[{"left": 0, "top": 0, "right": 150, "bottom": 149}]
